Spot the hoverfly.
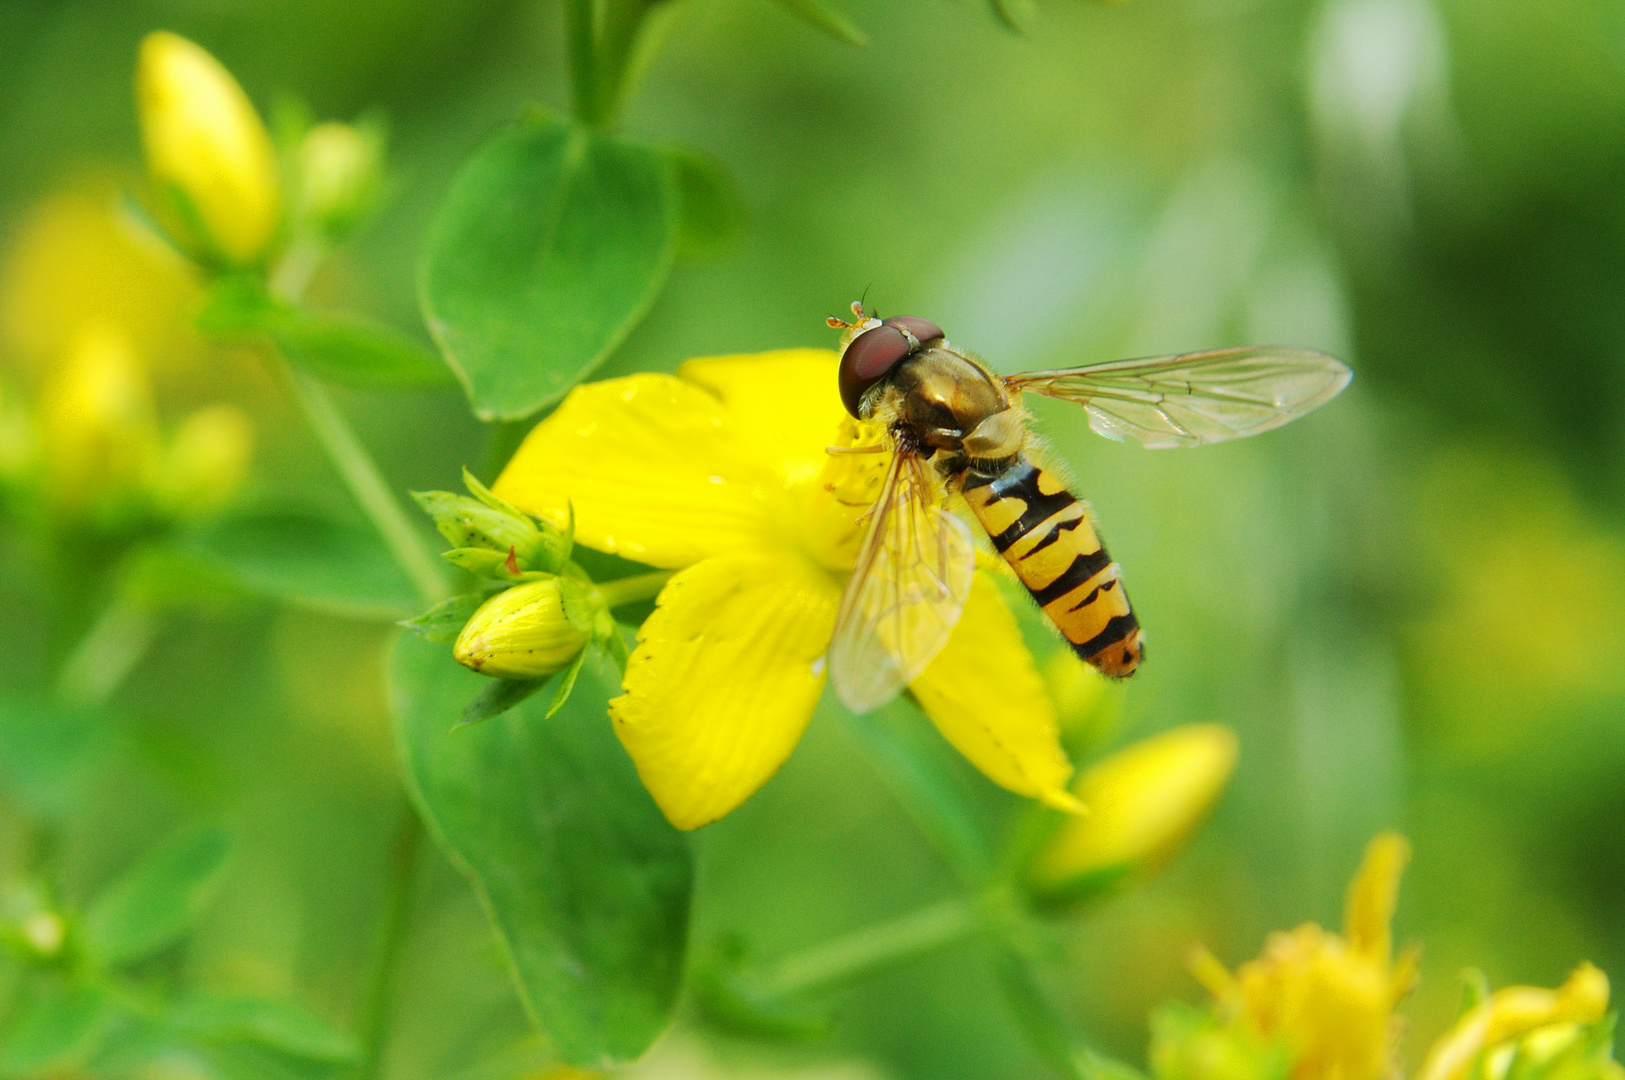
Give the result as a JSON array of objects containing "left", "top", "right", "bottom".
[{"left": 823, "top": 301, "right": 1351, "bottom": 713}]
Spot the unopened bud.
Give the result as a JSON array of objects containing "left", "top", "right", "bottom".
[
  {"left": 1026, "top": 724, "right": 1238, "bottom": 905},
  {"left": 153, "top": 403, "right": 253, "bottom": 518},
  {"left": 453, "top": 577, "right": 595, "bottom": 679},
  {"left": 136, "top": 31, "right": 281, "bottom": 266},
  {"left": 296, "top": 121, "right": 384, "bottom": 240},
  {"left": 20, "top": 912, "right": 65, "bottom": 959}
]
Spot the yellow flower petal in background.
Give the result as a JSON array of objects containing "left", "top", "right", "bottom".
[
  {"left": 677, "top": 349, "right": 843, "bottom": 489},
  {"left": 1417, "top": 964, "right": 1610, "bottom": 1080},
  {"left": 136, "top": 31, "right": 281, "bottom": 266},
  {"left": 612, "top": 553, "right": 842, "bottom": 830},
  {"left": 1026, "top": 723, "right": 1237, "bottom": 900},
  {"left": 0, "top": 184, "right": 200, "bottom": 378},
  {"left": 495, "top": 374, "right": 788, "bottom": 569},
  {"left": 911, "top": 573, "right": 1081, "bottom": 812},
  {"left": 152, "top": 402, "right": 253, "bottom": 518},
  {"left": 40, "top": 325, "right": 160, "bottom": 512}
]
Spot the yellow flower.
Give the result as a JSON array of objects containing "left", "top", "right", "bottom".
[
  {"left": 1185, "top": 832, "right": 1418, "bottom": 1080},
  {"left": 0, "top": 183, "right": 200, "bottom": 378},
  {"left": 39, "top": 325, "right": 161, "bottom": 512},
  {"left": 136, "top": 31, "right": 281, "bottom": 266},
  {"left": 1026, "top": 724, "right": 1237, "bottom": 903},
  {"left": 1418, "top": 964, "right": 1614, "bottom": 1080},
  {"left": 494, "top": 350, "right": 1081, "bottom": 829}
]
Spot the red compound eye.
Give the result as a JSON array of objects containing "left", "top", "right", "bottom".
[{"left": 837, "top": 317, "right": 945, "bottom": 417}]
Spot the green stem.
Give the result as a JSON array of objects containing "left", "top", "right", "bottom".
[
  {"left": 750, "top": 895, "right": 983, "bottom": 999},
  {"left": 356, "top": 805, "right": 424, "bottom": 1080},
  {"left": 54, "top": 597, "right": 159, "bottom": 710},
  {"left": 594, "top": 570, "right": 673, "bottom": 609},
  {"left": 277, "top": 364, "right": 448, "bottom": 607},
  {"left": 565, "top": 0, "right": 601, "bottom": 124}
]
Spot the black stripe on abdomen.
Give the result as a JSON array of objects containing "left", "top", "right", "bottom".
[{"left": 981, "top": 461, "right": 1079, "bottom": 552}]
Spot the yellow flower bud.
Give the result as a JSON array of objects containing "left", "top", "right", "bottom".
[
  {"left": 454, "top": 578, "right": 595, "bottom": 680},
  {"left": 295, "top": 121, "right": 383, "bottom": 239},
  {"left": 136, "top": 31, "right": 281, "bottom": 266},
  {"left": 1026, "top": 724, "right": 1238, "bottom": 902},
  {"left": 153, "top": 403, "right": 253, "bottom": 518},
  {"left": 39, "top": 325, "right": 160, "bottom": 512}
]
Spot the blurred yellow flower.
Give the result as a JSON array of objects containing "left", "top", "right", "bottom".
[
  {"left": 40, "top": 325, "right": 161, "bottom": 513},
  {"left": 152, "top": 402, "right": 253, "bottom": 518},
  {"left": 1184, "top": 832, "right": 1418, "bottom": 1080},
  {"left": 136, "top": 31, "right": 282, "bottom": 266},
  {"left": 1418, "top": 964, "right": 1614, "bottom": 1080},
  {"left": 0, "top": 184, "right": 199, "bottom": 377},
  {"left": 493, "top": 350, "right": 1081, "bottom": 830},
  {"left": 1027, "top": 723, "right": 1237, "bottom": 903}
]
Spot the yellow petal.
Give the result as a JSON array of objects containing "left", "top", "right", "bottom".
[
  {"left": 493, "top": 374, "right": 789, "bottom": 568},
  {"left": 136, "top": 32, "right": 281, "bottom": 265},
  {"left": 1417, "top": 964, "right": 1610, "bottom": 1080},
  {"left": 1027, "top": 724, "right": 1237, "bottom": 894},
  {"left": 611, "top": 553, "right": 842, "bottom": 829},
  {"left": 1343, "top": 832, "right": 1410, "bottom": 961},
  {"left": 910, "top": 573, "right": 1081, "bottom": 811},
  {"left": 677, "top": 349, "right": 844, "bottom": 490}
]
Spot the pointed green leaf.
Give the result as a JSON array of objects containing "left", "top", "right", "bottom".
[
  {"left": 389, "top": 634, "right": 692, "bottom": 1066},
  {"left": 421, "top": 111, "right": 678, "bottom": 421},
  {"left": 82, "top": 824, "right": 232, "bottom": 966},
  {"left": 271, "top": 313, "right": 452, "bottom": 389},
  {"left": 184, "top": 508, "right": 420, "bottom": 621},
  {"left": 669, "top": 145, "right": 748, "bottom": 262},
  {"left": 198, "top": 277, "right": 450, "bottom": 389},
  {"left": 543, "top": 647, "right": 589, "bottom": 719},
  {"left": 170, "top": 994, "right": 361, "bottom": 1064},
  {"left": 401, "top": 593, "right": 486, "bottom": 644},
  {"left": 989, "top": 0, "right": 1039, "bottom": 32},
  {"left": 767, "top": 0, "right": 867, "bottom": 45},
  {"left": 454, "top": 676, "right": 548, "bottom": 729}
]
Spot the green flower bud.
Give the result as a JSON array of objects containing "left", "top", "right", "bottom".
[
  {"left": 152, "top": 403, "right": 253, "bottom": 519},
  {"left": 453, "top": 577, "right": 596, "bottom": 679},
  {"left": 414, "top": 468, "right": 570, "bottom": 575},
  {"left": 294, "top": 121, "right": 384, "bottom": 240}
]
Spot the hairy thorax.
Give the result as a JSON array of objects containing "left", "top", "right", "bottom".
[{"left": 868, "top": 345, "right": 1026, "bottom": 473}]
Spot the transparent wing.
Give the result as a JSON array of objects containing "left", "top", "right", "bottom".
[
  {"left": 827, "top": 449, "right": 976, "bottom": 715},
  {"left": 1008, "top": 346, "right": 1352, "bottom": 449}
]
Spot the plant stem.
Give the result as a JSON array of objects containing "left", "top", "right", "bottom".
[
  {"left": 565, "top": 0, "right": 601, "bottom": 125},
  {"left": 594, "top": 570, "right": 673, "bottom": 609},
  {"left": 55, "top": 596, "right": 159, "bottom": 710},
  {"left": 356, "top": 804, "right": 424, "bottom": 1080},
  {"left": 750, "top": 895, "right": 984, "bottom": 999},
  {"left": 277, "top": 366, "right": 448, "bottom": 606}
]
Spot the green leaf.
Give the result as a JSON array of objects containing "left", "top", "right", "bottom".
[
  {"left": 989, "top": 0, "right": 1039, "bottom": 32},
  {"left": 184, "top": 508, "right": 420, "bottom": 621},
  {"left": 169, "top": 994, "right": 360, "bottom": 1065},
  {"left": 668, "top": 145, "right": 748, "bottom": 262},
  {"left": 389, "top": 634, "right": 692, "bottom": 1066},
  {"left": 0, "top": 983, "right": 115, "bottom": 1074},
  {"left": 0, "top": 695, "right": 111, "bottom": 821},
  {"left": 401, "top": 593, "right": 486, "bottom": 644},
  {"left": 421, "top": 110, "right": 678, "bottom": 421},
  {"left": 543, "top": 646, "right": 588, "bottom": 720},
  {"left": 454, "top": 676, "right": 548, "bottom": 730},
  {"left": 767, "top": 0, "right": 867, "bottom": 45},
  {"left": 197, "top": 277, "right": 451, "bottom": 389},
  {"left": 82, "top": 824, "right": 232, "bottom": 967},
  {"left": 271, "top": 314, "right": 452, "bottom": 389}
]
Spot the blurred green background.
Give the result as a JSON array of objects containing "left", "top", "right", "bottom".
[{"left": 3, "top": 0, "right": 1625, "bottom": 1076}]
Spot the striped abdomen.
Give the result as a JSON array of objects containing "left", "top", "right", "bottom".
[{"left": 958, "top": 459, "right": 1143, "bottom": 677}]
